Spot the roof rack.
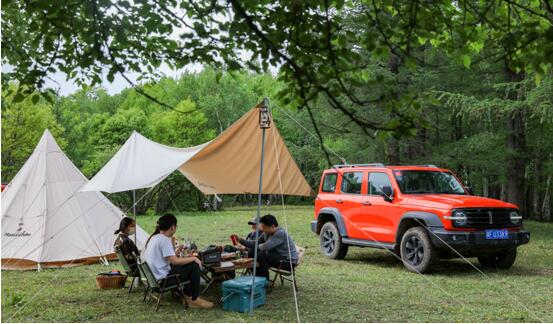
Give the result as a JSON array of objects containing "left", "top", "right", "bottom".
[{"left": 332, "top": 163, "right": 385, "bottom": 169}]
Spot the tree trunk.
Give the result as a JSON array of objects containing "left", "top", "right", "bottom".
[
  {"left": 155, "top": 192, "right": 170, "bottom": 214},
  {"left": 504, "top": 64, "right": 526, "bottom": 214},
  {"left": 386, "top": 53, "right": 402, "bottom": 165},
  {"left": 542, "top": 174, "right": 552, "bottom": 222},
  {"left": 454, "top": 113, "right": 463, "bottom": 141},
  {"left": 419, "top": 127, "right": 427, "bottom": 159},
  {"left": 483, "top": 176, "right": 489, "bottom": 197},
  {"left": 387, "top": 138, "right": 401, "bottom": 165},
  {"left": 500, "top": 183, "right": 507, "bottom": 202},
  {"left": 435, "top": 107, "right": 440, "bottom": 146},
  {"left": 531, "top": 158, "right": 541, "bottom": 220}
]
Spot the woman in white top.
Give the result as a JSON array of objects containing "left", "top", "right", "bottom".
[{"left": 143, "top": 214, "right": 213, "bottom": 309}]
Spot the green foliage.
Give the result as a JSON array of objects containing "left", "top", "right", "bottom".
[
  {"left": 3, "top": 0, "right": 552, "bottom": 140},
  {"left": 1, "top": 85, "right": 65, "bottom": 180},
  {"left": 1, "top": 66, "right": 551, "bottom": 219},
  {"left": 148, "top": 100, "right": 215, "bottom": 147}
]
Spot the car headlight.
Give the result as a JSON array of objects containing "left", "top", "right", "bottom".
[
  {"left": 510, "top": 210, "right": 522, "bottom": 225},
  {"left": 452, "top": 210, "right": 468, "bottom": 226}
]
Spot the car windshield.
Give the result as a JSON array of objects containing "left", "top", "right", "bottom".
[{"left": 393, "top": 170, "right": 466, "bottom": 195}]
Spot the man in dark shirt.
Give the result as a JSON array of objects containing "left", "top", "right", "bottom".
[{"left": 238, "top": 214, "right": 298, "bottom": 278}]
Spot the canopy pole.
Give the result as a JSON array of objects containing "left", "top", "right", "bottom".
[
  {"left": 133, "top": 189, "right": 137, "bottom": 243},
  {"left": 250, "top": 98, "right": 270, "bottom": 315}
]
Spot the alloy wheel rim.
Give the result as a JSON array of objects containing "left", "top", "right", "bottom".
[
  {"left": 405, "top": 235, "right": 424, "bottom": 266},
  {"left": 322, "top": 228, "right": 337, "bottom": 255}
]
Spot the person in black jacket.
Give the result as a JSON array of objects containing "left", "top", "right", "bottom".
[{"left": 114, "top": 217, "right": 140, "bottom": 273}]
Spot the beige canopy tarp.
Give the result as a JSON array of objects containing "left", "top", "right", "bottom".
[
  {"left": 180, "top": 107, "right": 311, "bottom": 196},
  {"left": 82, "top": 106, "right": 312, "bottom": 196}
]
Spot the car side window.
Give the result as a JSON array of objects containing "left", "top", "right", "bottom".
[
  {"left": 368, "top": 172, "right": 393, "bottom": 195},
  {"left": 321, "top": 173, "right": 338, "bottom": 193},
  {"left": 341, "top": 172, "right": 363, "bottom": 194}
]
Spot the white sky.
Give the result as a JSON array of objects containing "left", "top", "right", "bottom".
[
  {"left": 2, "top": 7, "right": 281, "bottom": 97},
  {"left": 42, "top": 63, "right": 204, "bottom": 96},
  {"left": 4, "top": 8, "right": 241, "bottom": 97}
]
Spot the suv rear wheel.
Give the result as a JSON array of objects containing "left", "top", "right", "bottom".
[
  {"left": 477, "top": 248, "right": 517, "bottom": 269},
  {"left": 400, "top": 227, "right": 439, "bottom": 273},
  {"left": 320, "top": 221, "right": 348, "bottom": 260}
]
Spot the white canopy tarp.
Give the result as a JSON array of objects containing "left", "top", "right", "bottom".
[
  {"left": 80, "top": 131, "right": 208, "bottom": 193},
  {"left": 81, "top": 106, "right": 312, "bottom": 196},
  {"left": 1, "top": 130, "right": 148, "bottom": 270}
]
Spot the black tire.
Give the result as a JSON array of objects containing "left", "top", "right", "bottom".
[
  {"left": 400, "top": 227, "right": 439, "bottom": 273},
  {"left": 320, "top": 221, "right": 348, "bottom": 260},
  {"left": 478, "top": 248, "right": 517, "bottom": 269}
]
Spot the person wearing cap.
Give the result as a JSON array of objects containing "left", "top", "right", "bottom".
[
  {"left": 237, "top": 214, "right": 298, "bottom": 279},
  {"left": 246, "top": 216, "right": 263, "bottom": 241},
  {"left": 235, "top": 217, "right": 264, "bottom": 257}
]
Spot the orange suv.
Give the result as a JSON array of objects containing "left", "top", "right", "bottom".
[{"left": 311, "top": 163, "right": 530, "bottom": 273}]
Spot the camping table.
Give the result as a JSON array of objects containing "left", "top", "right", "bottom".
[
  {"left": 200, "top": 258, "right": 259, "bottom": 295},
  {"left": 221, "top": 252, "right": 237, "bottom": 261}
]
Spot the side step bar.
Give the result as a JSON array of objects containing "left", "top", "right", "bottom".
[{"left": 342, "top": 238, "right": 396, "bottom": 250}]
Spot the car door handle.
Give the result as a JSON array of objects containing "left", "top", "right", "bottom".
[
  {"left": 362, "top": 201, "right": 372, "bottom": 206},
  {"left": 335, "top": 199, "right": 343, "bottom": 203}
]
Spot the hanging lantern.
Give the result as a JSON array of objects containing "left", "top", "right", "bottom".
[{"left": 259, "top": 98, "right": 271, "bottom": 129}]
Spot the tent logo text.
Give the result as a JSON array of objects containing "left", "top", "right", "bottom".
[{"left": 4, "top": 222, "right": 31, "bottom": 237}]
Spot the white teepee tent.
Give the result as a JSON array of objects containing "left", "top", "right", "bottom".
[{"left": 1, "top": 130, "right": 148, "bottom": 270}]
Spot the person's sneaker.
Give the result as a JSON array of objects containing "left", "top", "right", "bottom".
[{"left": 184, "top": 296, "right": 214, "bottom": 309}]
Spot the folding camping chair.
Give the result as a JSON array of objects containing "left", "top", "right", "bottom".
[
  {"left": 116, "top": 250, "right": 141, "bottom": 294},
  {"left": 269, "top": 245, "right": 306, "bottom": 291},
  {"left": 137, "top": 260, "right": 190, "bottom": 311}
]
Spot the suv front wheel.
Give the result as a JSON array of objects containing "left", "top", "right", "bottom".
[
  {"left": 320, "top": 221, "right": 348, "bottom": 260},
  {"left": 400, "top": 227, "right": 439, "bottom": 273}
]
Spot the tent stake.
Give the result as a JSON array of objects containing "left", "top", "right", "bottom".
[{"left": 250, "top": 98, "right": 270, "bottom": 315}]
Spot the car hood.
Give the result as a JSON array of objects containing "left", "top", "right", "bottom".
[{"left": 402, "top": 194, "right": 518, "bottom": 210}]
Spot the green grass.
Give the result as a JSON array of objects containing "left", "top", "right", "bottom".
[{"left": 2, "top": 206, "right": 553, "bottom": 322}]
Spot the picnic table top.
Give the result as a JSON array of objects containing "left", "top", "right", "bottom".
[
  {"left": 205, "top": 258, "right": 258, "bottom": 273},
  {"left": 221, "top": 252, "right": 237, "bottom": 260}
]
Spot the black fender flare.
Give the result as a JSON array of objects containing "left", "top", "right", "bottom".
[
  {"left": 395, "top": 211, "right": 444, "bottom": 244},
  {"left": 317, "top": 207, "right": 348, "bottom": 237}
]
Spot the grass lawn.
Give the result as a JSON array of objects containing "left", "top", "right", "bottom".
[{"left": 2, "top": 205, "right": 553, "bottom": 322}]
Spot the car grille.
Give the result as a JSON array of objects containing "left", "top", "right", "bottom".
[{"left": 454, "top": 208, "right": 516, "bottom": 229}]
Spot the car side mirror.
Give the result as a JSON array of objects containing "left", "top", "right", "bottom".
[
  {"left": 465, "top": 186, "right": 474, "bottom": 195},
  {"left": 379, "top": 185, "right": 394, "bottom": 202}
]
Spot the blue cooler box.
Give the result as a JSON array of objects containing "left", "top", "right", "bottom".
[{"left": 222, "top": 276, "right": 267, "bottom": 313}]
